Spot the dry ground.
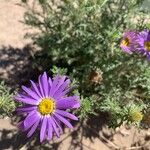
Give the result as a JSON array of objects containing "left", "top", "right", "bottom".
[{"left": 0, "top": 0, "right": 149, "bottom": 150}]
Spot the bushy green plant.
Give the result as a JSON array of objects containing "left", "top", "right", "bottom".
[
  {"left": 22, "top": 0, "right": 150, "bottom": 128},
  {"left": 0, "top": 81, "right": 16, "bottom": 118}
]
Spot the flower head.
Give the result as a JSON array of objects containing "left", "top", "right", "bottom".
[
  {"left": 136, "top": 30, "right": 150, "bottom": 59},
  {"left": 120, "top": 31, "right": 137, "bottom": 54},
  {"left": 129, "top": 111, "right": 143, "bottom": 122},
  {"left": 15, "top": 72, "right": 80, "bottom": 142},
  {"left": 88, "top": 70, "right": 103, "bottom": 84}
]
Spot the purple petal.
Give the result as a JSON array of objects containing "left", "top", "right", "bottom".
[
  {"left": 22, "top": 86, "right": 40, "bottom": 100},
  {"left": 18, "top": 121, "right": 24, "bottom": 131},
  {"left": 56, "top": 96, "right": 80, "bottom": 109},
  {"left": 56, "top": 110, "right": 78, "bottom": 121},
  {"left": 14, "top": 95, "right": 38, "bottom": 105},
  {"left": 49, "top": 75, "right": 59, "bottom": 97},
  {"left": 17, "top": 93, "right": 34, "bottom": 99},
  {"left": 40, "top": 117, "right": 48, "bottom": 142},
  {"left": 47, "top": 118, "right": 53, "bottom": 140},
  {"left": 56, "top": 86, "right": 73, "bottom": 99},
  {"left": 120, "top": 45, "right": 133, "bottom": 54},
  {"left": 53, "top": 116, "right": 63, "bottom": 134},
  {"left": 49, "top": 77, "right": 52, "bottom": 88},
  {"left": 41, "top": 72, "right": 49, "bottom": 97},
  {"left": 16, "top": 106, "right": 36, "bottom": 114},
  {"left": 146, "top": 52, "right": 150, "bottom": 60},
  {"left": 27, "top": 117, "right": 40, "bottom": 137},
  {"left": 52, "top": 76, "right": 66, "bottom": 97},
  {"left": 30, "top": 80, "right": 42, "bottom": 98},
  {"left": 23, "top": 111, "right": 40, "bottom": 131},
  {"left": 54, "top": 113, "right": 73, "bottom": 129},
  {"left": 49, "top": 117, "right": 60, "bottom": 137},
  {"left": 53, "top": 79, "right": 70, "bottom": 99},
  {"left": 38, "top": 75, "right": 45, "bottom": 97}
]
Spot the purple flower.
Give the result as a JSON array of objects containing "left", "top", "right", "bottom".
[
  {"left": 136, "top": 30, "right": 150, "bottom": 59},
  {"left": 120, "top": 31, "right": 137, "bottom": 54},
  {"left": 15, "top": 72, "right": 80, "bottom": 142}
]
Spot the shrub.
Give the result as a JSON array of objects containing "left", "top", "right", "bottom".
[
  {"left": 22, "top": 0, "right": 150, "bottom": 128},
  {"left": 0, "top": 81, "right": 16, "bottom": 117}
]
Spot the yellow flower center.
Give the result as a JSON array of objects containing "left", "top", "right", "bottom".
[
  {"left": 144, "top": 41, "right": 150, "bottom": 51},
  {"left": 121, "top": 37, "right": 130, "bottom": 46},
  {"left": 130, "top": 111, "right": 143, "bottom": 122},
  {"left": 38, "top": 98, "right": 55, "bottom": 115}
]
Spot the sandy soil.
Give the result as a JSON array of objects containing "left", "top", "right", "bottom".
[
  {"left": 0, "top": 1, "right": 150, "bottom": 150},
  {"left": 0, "top": 0, "right": 35, "bottom": 88},
  {"left": 0, "top": 0, "right": 31, "bottom": 47}
]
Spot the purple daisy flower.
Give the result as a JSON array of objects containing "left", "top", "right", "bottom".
[
  {"left": 120, "top": 31, "right": 137, "bottom": 54},
  {"left": 136, "top": 30, "right": 150, "bottom": 59},
  {"left": 15, "top": 72, "right": 80, "bottom": 142}
]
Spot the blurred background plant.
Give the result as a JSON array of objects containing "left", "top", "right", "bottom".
[{"left": 19, "top": 0, "right": 150, "bottom": 129}]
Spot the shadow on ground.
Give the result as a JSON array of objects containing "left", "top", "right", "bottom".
[
  {"left": 0, "top": 45, "right": 40, "bottom": 89},
  {"left": 0, "top": 115, "right": 149, "bottom": 150},
  {"left": 0, "top": 112, "right": 111, "bottom": 150},
  {"left": 0, "top": 129, "right": 28, "bottom": 150}
]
